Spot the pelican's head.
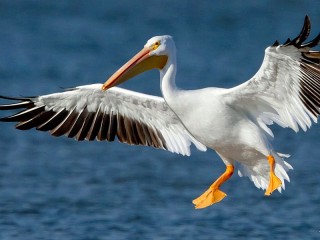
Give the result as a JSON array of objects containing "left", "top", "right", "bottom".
[{"left": 102, "top": 35, "right": 174, "bottom": 91}]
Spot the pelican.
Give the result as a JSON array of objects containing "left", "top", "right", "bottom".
[{"left": 0, "top": 16, "right": 319, "bottom": 209}]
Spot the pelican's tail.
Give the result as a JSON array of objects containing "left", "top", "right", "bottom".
[{"left": 238, "top": 152, "right": 293, "bottom": 193}]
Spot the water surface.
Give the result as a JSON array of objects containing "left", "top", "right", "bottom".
[{"left": 0, "top": 1, "right": 319, "bottom": 239}]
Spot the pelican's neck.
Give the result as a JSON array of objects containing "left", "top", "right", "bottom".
[{"left": 160, "top": 53, "right": 179, "bottom": 103}]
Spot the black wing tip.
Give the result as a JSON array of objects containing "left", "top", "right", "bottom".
[
  {"left": 284, "top": 38, "right": 291, "bottom": 45},
  {"left": 282, "top": 15, "right": 311, "bottom": 47},
  {"left": 274, "top": 15, "right": 319, "bottom": 49},
  {"left": 0, "top": 95, "right": 30, "bottom": 101},
  {"left": 0, "top": 116, "right": 13, "bottom": 122},
  {"left": 304, "top": 15, "right": 310, "bottom": 26},
  {"left": 301, "top": 33, "right": 320, "bottom": 49},
  {"left": 0, "top": 95, "right": 36, "bottom": 110},
  {"left": 272, "top": 40, "right": 280, "bottom": 47},
  {"left": 304, "top": 15, "right": 310, "bottom": 24}
]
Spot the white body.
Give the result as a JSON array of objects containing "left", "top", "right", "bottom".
[{"left": 0, "top": 17, "right": 319, "bottom": 194}]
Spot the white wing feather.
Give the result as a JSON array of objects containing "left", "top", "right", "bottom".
[
  {"left": 0, "top": 84, "right": 206, "bottom": 156},
  {"left": 228, "top": 17, "right": 320, "bottom": 137},
  {"left": 224, "top": 16, "right": 319, "bottom": 191}
]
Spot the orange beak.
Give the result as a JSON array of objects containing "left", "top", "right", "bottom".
[{"left": 101, "top": 47, "right": 168, "bottom": 91}]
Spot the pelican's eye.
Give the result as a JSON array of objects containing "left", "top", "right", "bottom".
[{"left": 152, "top": 41, "right": 161, "bottom": 50}]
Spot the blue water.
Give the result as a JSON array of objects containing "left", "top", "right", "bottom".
[{"left": 0, "top": 1, "right": 320, "bottom": 239}]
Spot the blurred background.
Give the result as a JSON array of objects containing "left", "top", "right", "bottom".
[{"left": 0, "top": 0, "right": 319, "bottom": 239}]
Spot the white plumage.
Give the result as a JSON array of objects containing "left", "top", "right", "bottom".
[
  {"left": 0, "top": 85, "right": 207, "bottom": 156},
  {"left": 0, "top": 16, "right": 319, "bottom": 209}
]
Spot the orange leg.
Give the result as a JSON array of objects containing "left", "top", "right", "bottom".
[
  {"left": 265, "top": 155, "right": 282, "bottom": 196},
  {"left": 193, "top": 165, "right": 234, "bottom": 209}
]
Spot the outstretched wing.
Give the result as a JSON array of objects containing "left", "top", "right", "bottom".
[
  {"left": 0, "top": 84, "right": 206, "bottom": 156},
  {"left": 228, "top": 16, "right": 320, "bottom": 137}
]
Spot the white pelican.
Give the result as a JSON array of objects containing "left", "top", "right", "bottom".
[{"left": 0, "top": 16, "right": 319, "bottom": 209}]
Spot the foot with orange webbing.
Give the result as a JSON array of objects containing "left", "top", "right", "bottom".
[
  {"left": 265, "top": 155, "right": 282, "bottom": 196},
  {"left": 193, "top": 165, "right": 234, "bottom": 209}
]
